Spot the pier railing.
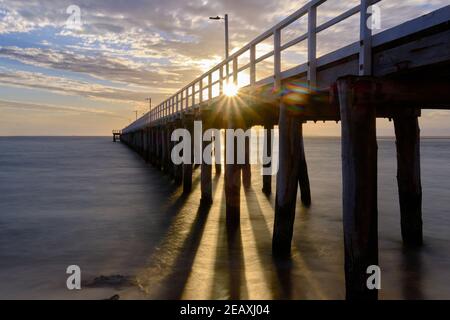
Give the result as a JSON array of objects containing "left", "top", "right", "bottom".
[{"left": 124, "top": 0, "right": 383, "bottom": 133}]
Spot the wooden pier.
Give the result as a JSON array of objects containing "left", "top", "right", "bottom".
[
  {"left": 119, "top": 2, "right": 450, "bottom": 300},
  {"left": 112, "top": 130, "right": 122, "bottom": 142}
]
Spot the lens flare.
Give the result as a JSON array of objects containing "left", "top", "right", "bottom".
[{"left": 223, "top": 82, "right": 239, "bottom": 97}]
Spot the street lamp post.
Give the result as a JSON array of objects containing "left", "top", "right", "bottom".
[
  {"left": 145, "top": 97, "right": 152, "bottom": 111},
  {"left": 224, "top": 14, "right": 229, "bottom": 60},
  {"left": 145, "top": 97, "right": 152, "bottom": 123},
  {"left": 209, "top": 14, "right": 229, "bottom": 76}
]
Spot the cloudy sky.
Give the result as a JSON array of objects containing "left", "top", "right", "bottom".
[{"left": 0, "top": 0, "right": 448, "bottom": 136}]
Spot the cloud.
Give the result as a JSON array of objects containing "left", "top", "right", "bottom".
[
  {"left": 0, "top": 46, "right": 180, "bottom": 88},
  {"left": 0, "top": 0, "right": 449, "bottom": 135},
  {"left": 0, "top": 66, "right": 165, "bottom": 103},
  {"left": 2, "top": 1, "right": 447, "bottom": 94},
  {"left": 0, "top": 98, "right": 126, "bottom": 118}
]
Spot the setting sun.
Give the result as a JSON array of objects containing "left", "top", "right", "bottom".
[{"left": 223, "top": 81, "right": 239, "bottom": 97}]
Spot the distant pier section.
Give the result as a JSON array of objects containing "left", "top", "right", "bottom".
[{"left": 112, "top": 130, "right": 122, "bottom": 142}]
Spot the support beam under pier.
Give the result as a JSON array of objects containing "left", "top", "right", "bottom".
[
  {"left": 272, "top": 102, "right": 301, "bottom": 258},
  {"left": 338, "top": 76, "right": 378, "bottom": 300},
  {"left": 150, "top": 128, "right": 156, "bottom": 166},
  {"left": 298, "top": 123, "right": 311, "bottom": 207},
  {"left": 172, "top": 121, "right": 183, "bottom": 185},
  {"left": 262, "top": 124, "right": 273, "bottom": 195},
  {"left": 394, "top": 115, "right": 423, "bottom": 246},
  {"left": 143, "top": 128, "right": 149, "bottom": 163},
  {"left": 225, "top": 127, "right": 242, "bottom": 223},
  {"left": 214, "top": 130, "right": 222, "bottom": 175},
  {"left": 166, "top": 125, "right": 174, "bottom": 178},
  {"left": 161, "top": 127, "right": 169, "bottom": 173},
  {"left": 183, "top": 115, "right": 194, "bottom": 193},
  {"left": 201, "top": 112, "right": 213, "bottom": 205},
  {"left": 242, "top": 128, "right": 251, "bottom": 189},
  {"left": 155, "top": 128, "right": 162, "bottom": 170}
]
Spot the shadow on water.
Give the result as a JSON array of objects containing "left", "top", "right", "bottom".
[
  {"left": 244, "top": 186, "right": 293, "bottom": 299},
  {"left": 209, "top": 183, "right": 248, "bottom": 299},
  {"left": 401, "top": 246, "right": 425, "bottom": 299},
  {"left": 156, "top": 202, "right": 212, "bottom": 299},
  {"left": 209, "top": 186, "right": 227, "bottom": 298},
  {"left": 144, "top": 172, "right": 219, "bottom": 299},
  {"left": 225, "top": 211, "right": 247, "bottom": 299},
  {"left": 272, "top": 258, "right": 294, "bottom": 299},
  {"left": 158, "top": 173, "right": 202, "bottom": 220},
  {"left": 262, "top": 188, "right": 275, "bottom": 209}
]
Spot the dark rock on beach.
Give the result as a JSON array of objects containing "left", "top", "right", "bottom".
[{"left": 85, "top": 275, "right": 134, "bottom": 289}]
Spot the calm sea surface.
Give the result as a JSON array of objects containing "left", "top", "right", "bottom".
[{"left": 0, "top": 136, "right": 449, "bottom": 299}]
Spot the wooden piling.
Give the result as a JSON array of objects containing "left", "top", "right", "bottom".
[
  {"left": 242, "top": 128, "right": 251, "bottom": 189},
  {"left": 338, "top": 76, "right": 378, "bottom": 300},
  {"left": 135, "top": 131, "right": 139, "bottom": 154},
  {"left": 225, "top": 127, "right": 242, "bottom": 222},
  {"left": 152, "top": 128, "right": 156, "bottom": 164},
  {"left": 150, "top": 128, "right": 155, "bottom": 165},
  {"left": 157, "top": 128, "right": 162, "bottom": 169},
  {"left": 183, "top": 115, "right": 194, "bottom": 193},
  {"left": 140, "top": 130, "right": 144, "bottom": 157},
  {"left": 298, "top": 123, "right": 311, "bottom": 207},
  {"left": 136, "top": 132, "right": 139, "bottom": 153},
  {"left": 143, "top": 128, "right": 149, "bottom": 163},
  {"left": 155, "top": 128, "right": 161, "bottom": 169},
  {"left": 152, "top": 127, "right": 159, "bottom": 167},
  {"left": 394, "top": 114, "right": 423, "bottom": 246},
  {"left": 272, "top": 102, "right": 301, "bottom": 258},
  {"left": 201, "top": 113, "right": 213, "bottom": 205},
  {"left": 214, "top": 130, "right": 222, "bottom": 175},
  {"left": 147, "top": 129, "right": 151, "bottom": 163},
  {"left": 135, "top": 132, "right": 139, "bottom": 153},
  {"left": 156, "top": 128, "right": 161, "bottom": 168},
  {"left": 167, "top": 125, "right": 174, "bottom": 178},
  {"left": 173, "top": 121, "right": 183, "bottom": 185},
  {"left": 161, "top": 128, "right": 169, "bottom": 173},
  {"left": 262, "top": 124, "right": 273, "bottom": 195}
]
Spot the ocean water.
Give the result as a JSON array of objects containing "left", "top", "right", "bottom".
[{"left": 0, "top": 136, "right": 449, "bottom": 300}]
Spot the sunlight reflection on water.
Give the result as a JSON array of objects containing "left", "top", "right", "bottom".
[{"left": 0, "top": 137, "right": 449, "bottom": 299}]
